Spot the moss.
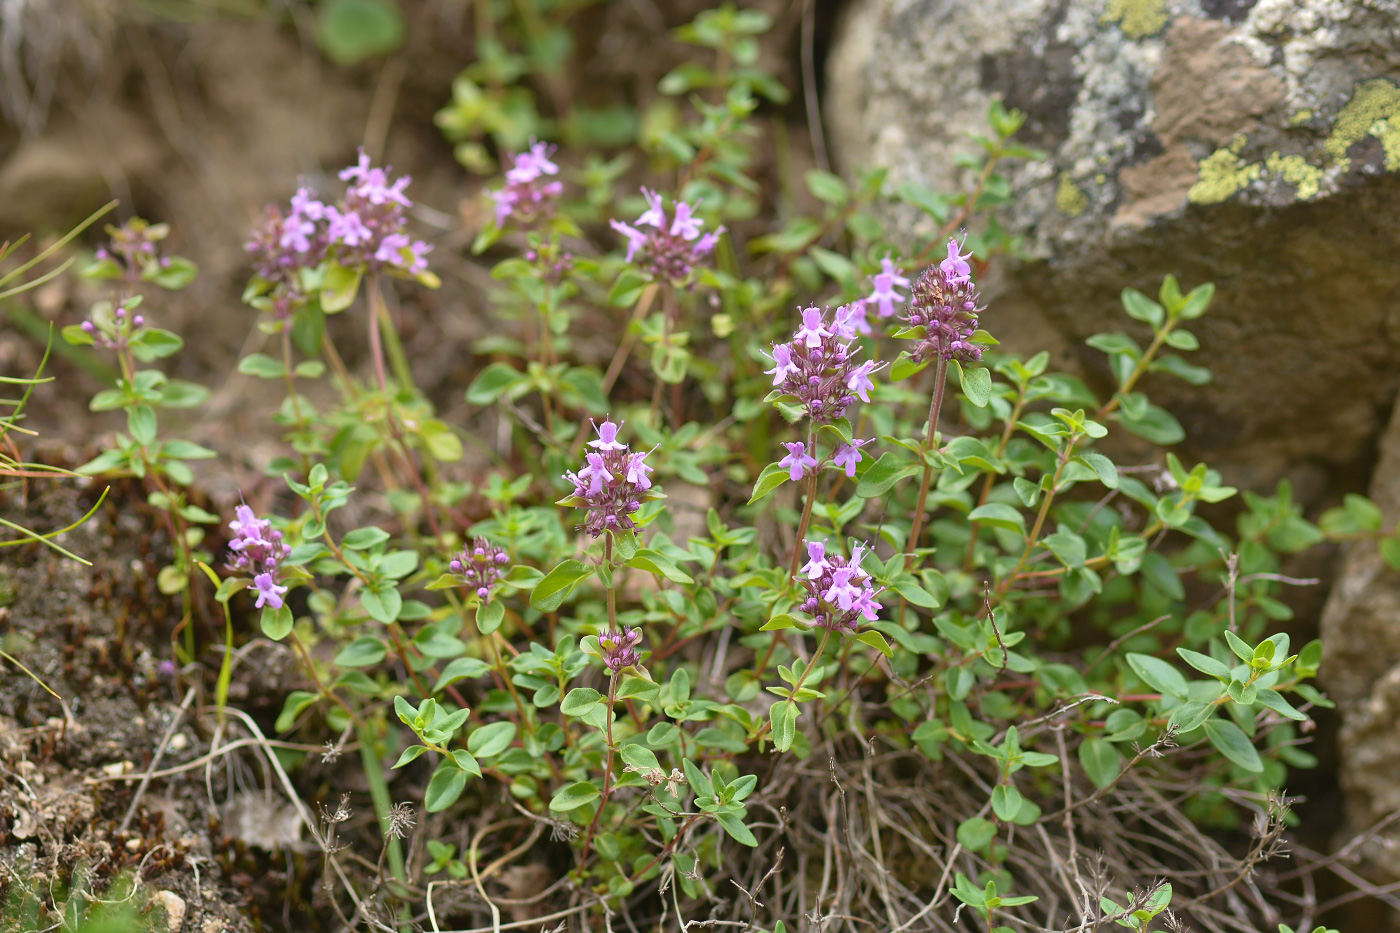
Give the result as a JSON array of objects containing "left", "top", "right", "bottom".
[
  {"left": 1189, "top": 137, "right": 1261, "bottom": 205},
  {"left": 1324, "top": 78, "right": 1400, "bottom": 168},
  {"left": 1264, "top": 153, "right": 1323, "bottom": 200},
  {"left": 1100, "top": 0, "right": 1169, "bottom": 39},
  {"left": 1055, "top": 173, "right": 1089, "bottom": 217}
]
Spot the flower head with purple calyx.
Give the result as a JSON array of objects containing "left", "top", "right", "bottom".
[
  {"left": 796, "top": 538, "right": 884, "bottom": 634},
  {"left": 866, "top": 256, "right": 910, "bottom": 319},
  {"left": 598, "top": 627, "right": 644, "bottom": 673},
  {"left": 902, "top": 234, "right": 986, "bottom": 365},
  {"left": 80, "top": 297, "right": 147, "bottom": 352},
  {"left": 562, "top": 420, "right": 661, "bottom": 537},
  {"left": 610, "top": 188, "right": 724, "bottom": 283},
  {"left": 491, "top": 138, "right": 564, "bottom": 228},
  {"left": 226, "top": 503, "right": 293, "bottom": 611},
  {"left": 779, "top": 442, "right": 818, "bottom": 482},
  {"left": 450, "top": 537, "right": 511, "bottom": 603},
  {"left": 833, "top": 438, "right": 874, "bottom": 478},
  {"left": 767, "top": 305, "right": 886, "bottom": 425}
]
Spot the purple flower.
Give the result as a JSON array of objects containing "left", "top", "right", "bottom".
[
  {"left": 669, "top": 201, "right": 702, "bottom": 240},
  {"left": 833, "top": 438, "right": 872, "bottom": 478},
  {"left": 598, "top": 627, "right": 644, "bottom": 673},
  {"left": 832, "top": 302, "right": 870, "bottom": 339},
  {"left": 764, "top": 344, "right": 800, "bottom": 386},
  {"left": 794, "top": 307, "right": 831, "bottom": 348},
  {"left": 903, "top": 234, "right": 985, "bottom": 365},
  {"left": 847, "top": 360, "right": 880, "bottom": 403},
  {"left": 253, "top": 573, "right": 289, "bottom": 610},
  {"left": 612, "top": 188, "right": 723, "bottom": 283},
  {"left": 796, "top": 538, "right": 883, "bottom": 633},
  {"left": 940, "top": 237, "right": 972, "bottom": 285},
  {"left": 588, "top": 418, "right": 627, "bottom": 451},
  {"left": 801, "top": 540, "right": 828, "bottom": 579},
  {"left": 328, "top": 208, "right": 372, "bottom": 247},
  {"left": 449, "top": 537, "right": 511, "bottom": 603},
  {"left": 563, "top": 421, "right": 657, "bottom": 537},
  {"left": 779, "top": 442, "right": 818, "bottom": 482},
  {"left": 866, "top": 257, "right": 910, "bottom": 319}
]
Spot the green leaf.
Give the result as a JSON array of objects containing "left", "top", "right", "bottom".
[
  {"left": 275, "top": 690, "right": 317, "bottom": 733},
  {"left": 1118, "top": 403, "right": 1185, "bottom": 445},
  {"left": 530, "top": 559, "right": 591, "bottom": 611},
  {"left": 319, "top": 261, "right": 363, "bottom": 312},
  {"left": 769, "top": 701, "right": 797, "bottom": 752},
  {"left": 962, "top": 366, "right": 992, "bottom": 408},
  {"left": 433, "top": 657, "right": 491, "bottom": 692},
  {"left": 627, "top": 548, "right": 694, "bottom": 584},
  {"left": 1176, "top": 648, "right": 1230, "bottom": 680},
  {"left": 549, "top": 781, "right": 601, "bottom": 811},
  {"left": 466, "top": 361, "right": 527, "bottom": 406},
  {"left": 956, "top": 816, "right": 995, "bottom": 851},
  {"left": 804, "top": 169, "right": 850, "bottom": 205},
  {"left": 360, "top": 587, "right": 402, "bottom": 624},
  {"left": 991, "top": 784, "right": 1023, "bottom": 822},
  {"left": 333, "top": 636, "right": 386, "bottom": 668},
  {"left": 747, "top": 462, "right": 790, "bottom": 505},
  {"left": 1202, "top": 718, "right": 1263, "bottom": 773},
  {"left": 1254, "top": 688, "right": 1308, "bottom": 721},
  {"left": 715, "top": 810, "right": 758, "bottom": 847},
  {"left": 560, "top": 687, "right": 603, "bottom": 717},
  {"left": 855, "top": 630, "right": 894, "bottom": 659},
  {"left": 1177, "top": 282, "right": 1215, "bottom": 320},
  {"left": 1125, "top": 653, "right": 1189, "bottom": 700},
  {"left": 129, "top": 328, "right": 183, "bottom": 362},
  {"left": 467, "top": 721, "right": 517, "bottom": 758},
  {"left": 682, "top": 758, "right": 713, "bottom": 798},
  {"left": 237, "top": 353, "right": 285, "bottom": 379},
  {"left": 393, "top": 745, "right": 428, "bottom": 769},
  {"left": 1077, "top": 738, "right": 1120, "bottom": 789},
  {"left": 968, "top": 503, "right": 1026, "bottom": 535},
  {"left": 1077, "top": 451, "right": 1119, "bottom": 489},
  {"left": 128, "top": 405, "right": 157, "bottom": 447},
  {"left": 316, "top": 0, "right": 406, "bottom": 65},
  {"left": 343, "top": 527, "right": 390, "bottom": 550},
  {"left": 425, "top": 760, "right": 469, "bottom": 812},
  {"left": 261, "top": 605, "right": 294, "bottom": 640},
  {"left": 476, "top": 599, "right": 505, "bottom": 635},
  {"left": 1121, "top": 288, "right": 1166, "bottom": 327},
  {"left": 856, "top": 452, "right": 919, "bottom": 498}
]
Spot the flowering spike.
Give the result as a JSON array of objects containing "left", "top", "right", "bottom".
[
  {"left": 903, "top": 234, "right": 985, "bottom": 364},
  {"left": 449, "top": 537, "right": 510, "bottom": 603},
  {"left": 598, "top": 627, "right": 644, "bottom": 673},
  {"left": 612, "top": 188, "right": 722, "bottom": 283},
  {"left": 564, "top": 421, "right": 655, "bottom": 537},
  {"left": 227, "top": 504, "right": 292, "bottom": 610},
  {"left": 796, "top": 538, "right": 883, "bottom": 633}
]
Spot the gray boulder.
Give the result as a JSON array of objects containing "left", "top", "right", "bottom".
[{"left": 827, "top": 0, "right": 1400, "bottom": 492}]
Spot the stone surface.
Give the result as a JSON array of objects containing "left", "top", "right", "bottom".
[
  {"left": 827, "top": 0, "right": 1400, "bottom": 494},
  {"left": 1321, "top": 397, "right": 1400, "bottom": 878}
]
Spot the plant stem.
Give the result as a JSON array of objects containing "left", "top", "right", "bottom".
[
  {"left": 580, "top": 672, "right": 619, "bottom": 868},
  {"left": 788, "top": 423, "right": 819, "bottom": 578},
  {"left": 904, "top": 351, "right": 949, "bottom": 569}
]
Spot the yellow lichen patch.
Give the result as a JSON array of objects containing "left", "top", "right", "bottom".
[
  {"left": 1056, "top": 174, "right": 1089, "bottom": 217},
  {"left": 1264, "top": 153, "right": 1323, "bottom": 200},
  {"left": 1100, "top": 0, "right": 1169, "bottom": 39},
  {"left": 1324, "top": 78, "right": 1400, "bottom": 168},
  {"left": 1189, "top": 140, "right": 1261, "bottom": 205},
  {"left": 1289, "top": 108, "right": 1314, "bottom": 126},
  {"left": 1371, "top": 118, "right": 1400, "bottom": 170}
]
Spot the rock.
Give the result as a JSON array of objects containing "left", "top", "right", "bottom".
[
  {"left": 1321, "top": 397, "right": 1400, "bottom": 879},
  {"left": 827, "top": 0, "right": 1400, "bottom": 494},
  {"left": 147, "top": 890, "right": 187, "bottom": 933}
]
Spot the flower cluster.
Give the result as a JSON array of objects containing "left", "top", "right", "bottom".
[
  {"left": 245, "top": 149, "right": 432, "bottom": 293},
  {"left": 96, "top": 218, "right": 173, "bottom": 282},
  {"left": 226, "top": 504, "right": 292, "bottom": 610},
  {"left": 797, "top": 540, "right": 883, "bottom": 633},
  {"left": 611, "top": 188, "right": 723, "bottom": 282},
  {"left": 765, "top": 305, "right": 885, "bottom": 424},
  {"left": 450, "top": 537, "right": 510, "bottom": 602},
  {"left": 903, "top": 238, "right": 984, "bottom": 364},
  {"left": 598, "top": 627, "right": 643, "bottom": 673},
  {"left": 489, "top": 139, "right": 563, "bottom": 227},
  {"left": 562, "top": 419, "right": 656, "bottom": 537},
  {"left": 80, "top": 298, "right": 145, "bottom": 350}
]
